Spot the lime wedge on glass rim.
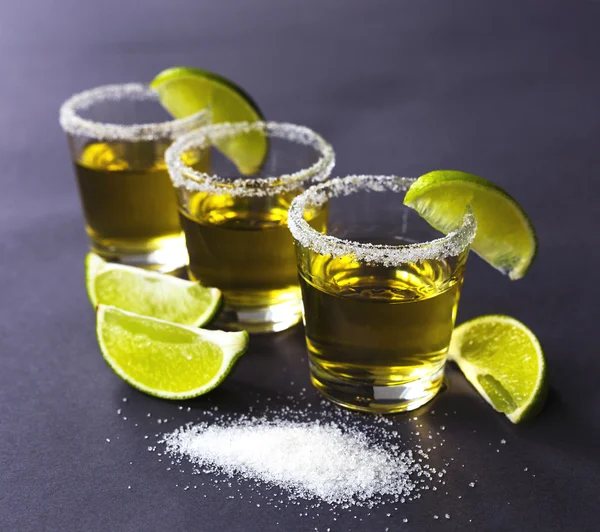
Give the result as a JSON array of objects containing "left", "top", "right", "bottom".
[
  {"left": 449, "top": 315, "right": 548, "bottom": 423},
  {"left": 97, "top": 305, "right": 249, "bottom": 399},
  {"left": 150, "top": 66, "right": 267, "bottom": 175},
  {"left": 404, "top": 170, "right": 537, "bottom": 280},
  {"left": 86, "top": 253, "right": 222, "bottom": 327}
]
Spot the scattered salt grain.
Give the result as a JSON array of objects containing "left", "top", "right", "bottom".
[{"left": 163, "top": 419, "right": 422, "bottom": 506}]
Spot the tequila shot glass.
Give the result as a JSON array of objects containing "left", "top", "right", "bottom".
[
  {"left": 288, "top": 175, "right": 476, "bottom": 413},
  {"left": 166, "top": 121, "right": 334, "bottom": 333},
  {"left": 60, "top": 83, "right": 209, "bottom": 271}
]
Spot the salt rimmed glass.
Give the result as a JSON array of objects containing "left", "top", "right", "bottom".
[
  {"left": 166, "top": 121, "right": 335, "bottom": 334},
  {"left": 288, "top": 175, "right": 477, "bottom": 413},
  {"left": 59, "top": 83, "right": 210, "bottom": 271}
]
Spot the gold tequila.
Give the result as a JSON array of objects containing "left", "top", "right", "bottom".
[
  {"left": 74, "top": 141, "right": 183, "bottom": 261},
  {"left": 299, "top": 249, "right": 463, "bottom": 395},
  {"left": 60, "top": 82, "right": 210, "bottom": 271},
  {"left": 168, "top": 120, "right": 334, "bottom": 333},
  {"left": 180, "top": 191, "right": 324, "bottom": 331},
  {"left": 288, "top": 175, "right": 476, "bottom": 413}
]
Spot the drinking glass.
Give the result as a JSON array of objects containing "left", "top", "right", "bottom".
[
  {"left": 288, "top": 175, "right": 476, "bottom": 413},
  {"left": 166, "top": 121, "right": 334, "bottom": 333},
  {"left": 59, "top": 83, "right": 210, "bottom": 272}
]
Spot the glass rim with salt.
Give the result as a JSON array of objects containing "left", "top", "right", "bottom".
[
  {"left": 59, "top": 82, "right": 211, "bottom": 141},
  {"left": 288, "top": 174, "right": 477, "bottom": 413},
  {"left": 288, "top": 175, "right": 476, "bottom": 266},
  {"left": 165, "top": 120, "right": 335, "bottom": 196}
]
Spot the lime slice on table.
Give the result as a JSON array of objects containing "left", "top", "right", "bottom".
[
  {"left": 404, "top": 170, "right": 537, "bottom": 280},
  {"left": 86, "top": 253, "right": 222, "bottom": 327},
  {"left": 97, "top": 305, "right": 249, "bottom": 399},
  {"left": 150, "top": 66, "right": 267, "bottom": 175},
  {"left": 449, "top": 315, "right": 548, "bottom": 423}
]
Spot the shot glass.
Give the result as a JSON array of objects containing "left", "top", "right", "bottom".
[
  {"left": 288, "top": 175, "right": 477, "bottom": 413},
  {"left": 166, "top": 121, "right": 335, "bottom": 334},
  {"left": 59, "top": 83, "right": 210, "bottom": 272}
]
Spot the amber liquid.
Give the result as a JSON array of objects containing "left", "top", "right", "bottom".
[
  {"left": 298, "top": 244, "right": 467, "bottom": 412},
  {"left": 73, "top": 141, "right": 184, "bottom": 267},
  {"left": 181, "top": 191, "right": 302, "bottom": 309}
]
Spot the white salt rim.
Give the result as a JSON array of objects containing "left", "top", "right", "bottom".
[
  {"left": 165, "top": 121, "right": 335, "bottom": 197},
  {"left": 59, "top": 83, "right": 210, "bottom": 141},
  {"left": 288, "top": 175, "right": 477, "bottom": 266}
]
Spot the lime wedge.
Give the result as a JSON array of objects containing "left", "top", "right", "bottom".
[
  {"left": 150, "top": 66, "right": 267, "bottom": 175},
  {"left": 86, "top": 253, "right": 221, "bottom": 327},
  {"left": 404, "top": 170, "right": 537, "bottom": 280},
  {"left": 449, "top": 315, "right": 548, "bottom": 423},
  {"left": 97, "top": 305, "right": 249, "bottom": 399}
]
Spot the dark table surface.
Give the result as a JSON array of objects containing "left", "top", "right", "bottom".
[{"left": 2, "top": 1, "right": 599, "bottom": 531}]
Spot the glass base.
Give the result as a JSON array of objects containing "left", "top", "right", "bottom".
[
  {"left": 213, "top": 299, "right": 303, "bottom": 334},
  {"left": 309, "top": 360, "right": 445, "bottom": 414},
  {"left": 90, "top": 239, "right": 189, "bottom": 274}
]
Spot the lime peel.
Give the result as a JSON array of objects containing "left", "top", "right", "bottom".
[
  {"left": 449, "top": 314, "right": 548, "bottom": 423},
  {"left": 86, "top": 253, "right": 222, "bottom": 327},
  {"left": 404, "top": 170, "right": 537, "bottom": 280},
  {"left": 97, "top": 305, "right": 249, "bottom": 399},
  {"left": 150, "top": 66, "right": 267, "bottom": 175}
]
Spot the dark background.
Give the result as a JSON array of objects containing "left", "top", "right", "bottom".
[{"left": 1, "top": 1, "right": 599, "bottom": 531}]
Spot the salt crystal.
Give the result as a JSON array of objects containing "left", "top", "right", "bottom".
[
  {"left": 59, "top": 84, "right": 208, "bottom": 142},
  {"left": 163, "top": 419, "right": 421, "bottom": 505},
  {"left": 288, "top": 176, "right": 475, "bottom": 266},
  {"left": 166, "top": 122, "right": 334, "bottom": 198}
]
